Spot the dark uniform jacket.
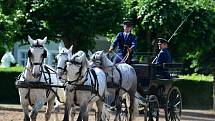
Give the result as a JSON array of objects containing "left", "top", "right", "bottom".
[
  {"left": 152, "top": 48, "right": 172, "bottom": 79},
  {"left": 111, "top": 32, "right": 137, "bottom": 64}
]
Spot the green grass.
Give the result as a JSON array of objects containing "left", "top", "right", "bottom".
[
  {"left": 179, "top": 73, "right": 213, "bottom": 82},
  {"left": 0, "top": 66, "right": 24, "bottom": 72}
]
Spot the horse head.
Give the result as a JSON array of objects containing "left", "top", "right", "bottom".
[
  {"left": 91, "top": 51, "right": 113, "bottom": 68},
  {"left": 27, "top": 35, "right": 47, "bottom": 78},
  {"left": 66, "top": 51, "right": 89, "bottom": 82},
  {"left": 0, "top": 51, "right": 15, "bottom": 67},
  {"left": 55, "top": 46, "right": 72, "bottom": 79}
]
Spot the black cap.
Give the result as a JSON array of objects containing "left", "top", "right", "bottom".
[
  {"left": 122, "top": 20, "right": 132, "bottom": 27},
  {"left": 158, "top": 38, "right": 168, "bottom": 44}
]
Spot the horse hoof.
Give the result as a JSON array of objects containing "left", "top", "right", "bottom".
[
  {"left": 24, "top": 116, "right": 30, "bottom": 121},
  {"left": 30, "top": 112, "right": 37, "bottom": 121}
]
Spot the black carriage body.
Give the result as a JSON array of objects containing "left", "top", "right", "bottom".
[
  {"left": 132, "top": 62, "right": 183, "bottom": 121},
  {"left": 132, "top": 63, "right": 182, "bottom": 101}
]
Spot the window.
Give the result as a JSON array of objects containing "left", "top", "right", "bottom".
[{"left": 19, "top": 52, "right": 28, "bottom": 66}]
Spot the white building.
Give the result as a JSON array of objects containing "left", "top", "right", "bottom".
[{"left": 13, "top": 35, "right": 111, "bottom": 67}]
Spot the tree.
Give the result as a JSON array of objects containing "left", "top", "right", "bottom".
[
  {"left": 22, "top": 0, "right": 126, "bottom": 51},
  {"left": 128, "top": 0, "right": 215, "bottom": 73},
  {"left": 0, "top": 0, "right": 24, "bottom": 50}
]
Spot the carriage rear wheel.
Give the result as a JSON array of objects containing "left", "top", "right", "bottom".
[{"left": 165, "top": 86, "right": 182, "bottom": 121}]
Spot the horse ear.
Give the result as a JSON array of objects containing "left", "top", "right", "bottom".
[
  {"left": 88, "top": 50, "right": 92, "bottom": 57},
  {"left": 90, "top": 53, "right": 95, "bottom": 61},
  {"left": 69, "top": 45, "right": 73, "bottom": 52},
  {"left": 42, "top": 36, "right": 47, "bottom": 45},
  {"left": 28, "top": 35, "right": 34, "bottom": 45},
  {"left": 43, "top": 36, "right": 47, "bottom": 42}
]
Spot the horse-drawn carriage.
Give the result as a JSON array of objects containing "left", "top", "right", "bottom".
[
  {"left": 15, "top": 36, "right": 182, "bottom": 121},
  {"left": 131, "top": 62, "right": 183, "bottom": 121}
]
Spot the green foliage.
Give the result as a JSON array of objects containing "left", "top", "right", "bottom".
[
  {"left": 0, "top": 0, "right": 127, "bottom": 51},
  {"left": 0, "top": 66, "right": 24, "bottom": 72},
  {"left": 179, "top": 73, "right": 213, "bottom": 82},
  {"left": 174, "top": 80, "right": 213, "bottom": 109},
  {"left": 24, "top": 0, "right": 126, "bottom": 51},
  {"left": 129, "top": 0, "right": 215, "bottom": 73},
  {"left": 0, "top": 71, "right": 20, "bottom": 104},
  {"left": 0, "top": 1, "right": 25, "bottom": 50}
]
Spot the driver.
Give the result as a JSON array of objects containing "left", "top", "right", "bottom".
[
  {"left": 108, "top": 20, "right": 137, "bottom": 64},
  {"left": 152, "top": 38, "right": 172, "bottom": 79}
]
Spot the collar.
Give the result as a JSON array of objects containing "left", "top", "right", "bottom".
[{"left": 123, "top": 32, "right": 130, "bottom": 36}]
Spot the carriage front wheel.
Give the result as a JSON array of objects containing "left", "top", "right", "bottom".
[{"left": 165, "top": 86, "right": 182, "bottom": 121}]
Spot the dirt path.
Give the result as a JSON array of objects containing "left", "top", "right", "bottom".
[{"left": 0, "top": 104, "right": 214, "bottom": 121}]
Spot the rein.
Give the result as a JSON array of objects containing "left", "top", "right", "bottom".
[{"left": 110, "top": 50, "right": 130, "bottom": 64}]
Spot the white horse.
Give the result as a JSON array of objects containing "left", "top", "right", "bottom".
[
  {"left": 91, "top": 51, "right": 139, "bottom": 121},
  {"left": 56, "top": 49, "right": 107, "bottom": 121},
  {"left": 0, "top": 51, "right": 15, "bottom": 67},
  {"left": 16, "top": 36, "right": 63, "bottom": 121}
]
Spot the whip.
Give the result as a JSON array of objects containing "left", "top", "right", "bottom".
[{"left": 167, "top": 10, "right": 193, "bottom": 43}]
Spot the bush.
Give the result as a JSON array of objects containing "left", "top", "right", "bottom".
[
  {"left": 0, "top": 66, "right": 24, "bottom": 72},
  {"left": 174, "top": 80, "right": 213, "bottom": 109},
  {"left": 0, "top": 71, "right": 21, "bottom": 104}
]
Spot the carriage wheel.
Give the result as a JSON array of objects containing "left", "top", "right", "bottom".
[
  {"left": 148, "top": 95, "right": 159, "bottom": 121},
  {"left": 165, "top": 86, "right": 182, "bottom": 121}
]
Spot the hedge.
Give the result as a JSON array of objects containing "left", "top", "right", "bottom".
[{"left": 0, "top": 72, "right": 21, "bottom": 104}]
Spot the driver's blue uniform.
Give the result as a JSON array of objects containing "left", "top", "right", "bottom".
[
  {"left": 152, "top": 48, "right": 172, "bottom": 79},
  {"left": 110, "top": 32, "right": 137, "bottom": 64}
]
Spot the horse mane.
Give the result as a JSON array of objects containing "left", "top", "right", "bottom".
[
  {"left": 91, "top": 51, "right": 113, "bottom": 75},
  {"left": 101, "top": 52, "right": 113, "bottom": 67},
  {"left": 78, "top": 51, "right": 90, "bottom": 68}
]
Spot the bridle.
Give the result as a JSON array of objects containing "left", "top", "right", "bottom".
[
  {"left": 27, "top": 45, "right": 47, "bottom": 78},
  {"left": 67, "top": 55, "right": 83, "bottom": 80},
  {"left": 56, "top": 52, "right": 68, "bottom": 72}
]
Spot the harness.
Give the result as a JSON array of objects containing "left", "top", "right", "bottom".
[
  {"left": 65, "top": 68, "right": 103, "bottom": 105},
  {"left": 15, "top": 65, "right": 64, "bottom": 106}
]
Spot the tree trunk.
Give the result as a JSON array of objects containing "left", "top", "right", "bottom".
[{"left": 213, "top": 73, "right": 215, "bottom": 110}]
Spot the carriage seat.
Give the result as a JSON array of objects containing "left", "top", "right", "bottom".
[{"left": 157, "top": 63, "right": 183, "bottom": 80}]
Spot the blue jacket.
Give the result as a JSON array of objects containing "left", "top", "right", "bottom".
[
  {"left": 153, "top": 48, "right": 171, "bottom": 64},
  {"left": 152, "top": 48, "right": 172, "bottom": 78},
  {"left": 111, "top": 32, "right": 137, "bottom": 64},
  {"left": 111, "top": 32, "right": 137, "bottom": 53}
]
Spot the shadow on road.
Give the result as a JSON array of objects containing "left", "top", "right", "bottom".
[{"left": 181, "top": 109, "right": 215, "bottom": 121}]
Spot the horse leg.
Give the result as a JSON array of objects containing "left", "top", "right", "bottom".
[
  {"left": 96, "top": 100, "right": 110, "bottom": 121},
  {"left": 63, "top": 94, "right": 73, "bottom": 121},
  {"left": 22, "top": 104, "right": 30, "bottom": 121},
  {"left": 70, "top": 106, "right": 76, "bottom": 121},
  {"left": 77, "top": 101, "right": 90, "bottom": 121},
  {"left": 114, "top": 96, "right": 122, "bottom": 121},
  {"left": 45, "top": 96, "right": 55, "bottom": 121},
  {"left": 96, "top": 100, "right": 105, "bottom": 121},
  {"left": 30, "top": 100, "right": 45, "bottom": 121},
  {"left": 54, "top": 98, "right": 61, "bottom": 121}
]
